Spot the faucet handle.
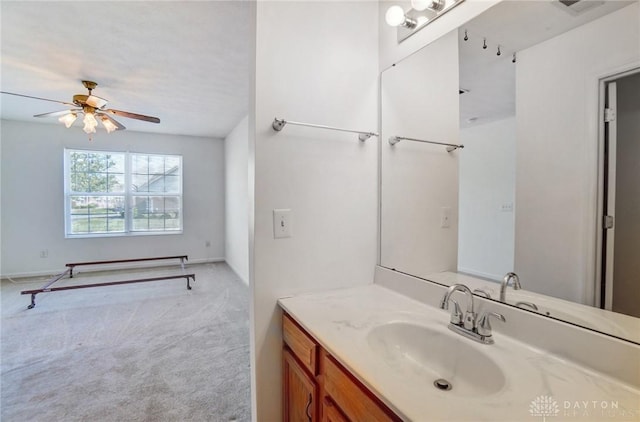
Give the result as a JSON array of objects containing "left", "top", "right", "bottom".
[
  {"left": 473, "top": 288, "right": 492, "bottom": 299},
  {"left": 440, "top": 294, "right": 463, "bottom": 325},
  {"left": 477, "top": 312, "right": 506, "bottom": 337},
  {"left": 449, "top": 299, "right": 462, "bottom": 325},
  {"left": 515, "top": 301, "right": 539, "bottom": 311}
]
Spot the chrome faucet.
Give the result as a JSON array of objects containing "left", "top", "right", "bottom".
[
  {"left": 439, "top": 283, "right": 505, "bottom": 344},
  {"left": 439, "top": 284, "right": 476, "bottom": 330},
  {"left": 500, "top": 272, "right": 521, "bottom": 302}
]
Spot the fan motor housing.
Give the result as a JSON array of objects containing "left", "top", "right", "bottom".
[{"left": 73, "top": 94, "right": 89, "bottom": 106}]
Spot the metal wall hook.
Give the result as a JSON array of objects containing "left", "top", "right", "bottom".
[
  {"left": 483, "top": 38, "right": 487, "bottom": 49},
  {"left": 512, "top": 52, "right": 517, "bottom": 63},
  {"left": 497, "top": 45, "right": 501, "bottom": 56},
  {"left": 464, "top": 30, "right": 468, "bottom": 41}
]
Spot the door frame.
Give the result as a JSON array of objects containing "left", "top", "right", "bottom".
[{"left": 594, "top": 63, "right": 640, "bottom": 309}]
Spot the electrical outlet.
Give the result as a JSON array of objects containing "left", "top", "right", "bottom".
[
  {"left": 40, "top": 249, "right": 48, "bottom": 258},
  {"left": 500, "top": 202, "right": 514, "bottom": 212},
  {"left": 440, "top": 207, "right": 452, "bottom": 228},
  {"left": 273, "top": 209, "right": 292, "bottom": 239}
]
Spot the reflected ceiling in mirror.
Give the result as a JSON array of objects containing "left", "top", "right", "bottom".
[{"left": 380, "top": 0, "right": 640, "bottom": 344}]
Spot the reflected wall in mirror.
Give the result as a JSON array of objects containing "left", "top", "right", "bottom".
[{"left": 380, "top": 0, "right": 640, "bottom": 344}]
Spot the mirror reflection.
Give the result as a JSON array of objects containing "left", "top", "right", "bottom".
[{"left": 381, "top": 0, "right": 640, "bottom": 344}]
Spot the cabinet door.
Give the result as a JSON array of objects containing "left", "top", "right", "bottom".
[{"left": 284, "top": 348, "right": 318, "bottom": 422}]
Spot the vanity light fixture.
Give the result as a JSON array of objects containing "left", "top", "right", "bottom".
[
  {"left": 411, "top": 0, "right": 445, "bottom": 12},
  {"left": 386, "top": 0, "right": 465, "bottom": 43}
]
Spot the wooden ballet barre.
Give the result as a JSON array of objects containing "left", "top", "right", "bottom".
[
  {"left": 66, "top": 255, "right": 189, "bottom": 278},
  {"left": 21, "top": 255, "right": 193, "bottom": 309}
]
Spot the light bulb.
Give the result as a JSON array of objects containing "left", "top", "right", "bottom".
[
  {"left": 385, "top": 5, "right": 406, "bottom": 27},
  {"left": 411, "top": 0, "right": 429, "bottom": 11},
  {"left": 83, "top": 112, "right": 98, "bottom": 134},
  {"left": 58, "top": 113, "right": 77, "bottom": 128},
  {"left": 100, "top": 115, "right": 117, "bottom": 133},
  {"left": 412, "top": 0, "right": 444, "bottom": 11}
]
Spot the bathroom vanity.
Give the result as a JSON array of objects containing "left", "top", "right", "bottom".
[
  {"left": 279, "top": 274, "right": 640, "bottom": 421},
  {"left": 282, "top": 312, "right": 401, "bottom": 421}
]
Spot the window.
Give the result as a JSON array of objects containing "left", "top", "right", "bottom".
[{"left": 65, "top": 149, "right": 182, "bottom": 237}]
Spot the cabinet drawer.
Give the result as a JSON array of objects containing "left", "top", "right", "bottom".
[
  {"left": 322, "top": 398, "right": 349, "bottom": 422},
  {"left": 283, "top": 313, "right": 318, "bottom": 375},
  {"left": 323, "top": 354, "right": 400, "bottom": 422}
]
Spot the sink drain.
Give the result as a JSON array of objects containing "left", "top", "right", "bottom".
[{"left": 433, "top": 378, "right": 452, "bottom": 391}]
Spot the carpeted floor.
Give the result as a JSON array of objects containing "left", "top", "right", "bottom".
[{"left": 1, "top": 262, "right": 251, "bottom": 422}]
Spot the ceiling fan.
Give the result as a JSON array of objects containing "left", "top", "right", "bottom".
[{"left": 0, "top": 80, "right": 160, "bottom": 135}]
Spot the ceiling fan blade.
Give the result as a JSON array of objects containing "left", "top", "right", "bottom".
[
  {"left": 34, "top": 109, "right": 81, "bottom": 118},
  {"left": 86, "top": 95, "right": 108, "bottom": 109},
  {"left": 103, "top": 109, "right": 160, "bottom": 124},
  {"left": 0, "top": 91, "right": 76, "bottom": 107},
  {"left": 97, "top": 113, "right": 126, "bottom": 131}
]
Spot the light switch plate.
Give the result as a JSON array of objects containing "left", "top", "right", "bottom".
[{"left": 273, "top": 209, "right": 292, "bottom": 238}]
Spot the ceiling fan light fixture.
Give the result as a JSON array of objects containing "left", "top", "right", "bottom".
[
  {"left": 82, "top": 110, "right": 98, "bottom": 134},
  {"left": 100, "top": 115, "right": 118, "bottom": 133},
  {"left": 1, "top": 80, "right": 160, "bottom": 140},
  {"left": 58, "top": 112, "right": 77, "bottom": 128}
]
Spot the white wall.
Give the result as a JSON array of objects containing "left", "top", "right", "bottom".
[
  {"left": 380, "top": 30, "right": 460, "bottom": 278},
  {"left": 0, "top": 120, "right": 225, "bottom": 276},
  {"left": 459, "top": 117, "right": 515, "bottom": 281},
  {"left": 515, "top": 3, "right": 640, "bottom": 303},
  {"left": 224, "top": 115, "right": 249, "bottom": 285},
  {"left": 378, "top": 0, "right": 499, "bottom": 70},
  {"left": 250, "top": 2, "right": 379, "bottom": 420}
]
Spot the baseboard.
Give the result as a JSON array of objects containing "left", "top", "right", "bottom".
[{"left": 1, "top": 257, "right": 226, "bottom": 281}]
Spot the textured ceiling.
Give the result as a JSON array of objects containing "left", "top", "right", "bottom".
[{"left": 0, "top": 1, "right": 251, "bottom": 139}]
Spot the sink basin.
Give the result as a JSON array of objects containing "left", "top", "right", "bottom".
[{"left": 367, "top": 322, "right": 506, "bottom": 397}]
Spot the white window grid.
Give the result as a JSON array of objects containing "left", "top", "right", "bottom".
[{"left": 64, "top": 148, "right": 183, "bottom": 238}]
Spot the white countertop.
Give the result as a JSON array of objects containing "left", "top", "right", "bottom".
[{"left": 278, "top": 284, "right": 640, "bottom": 421}]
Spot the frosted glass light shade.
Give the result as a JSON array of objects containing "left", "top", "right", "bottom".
[
  {"left": 100, "top": 116, "right": 117, "bottom": 133},
  {"left": 83, "top": 112, "right": 98, "bottom": 134},
  {"left": 58, "top": 113, "right": 77, "bottom": 128},
  {"left": 385, "top": 6, "right": 406, "bottom": 27}
]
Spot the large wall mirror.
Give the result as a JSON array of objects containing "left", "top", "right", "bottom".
[{"left": 381, "top": 0, "right": 640, "bottom": 344}]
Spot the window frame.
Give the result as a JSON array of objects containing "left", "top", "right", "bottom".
[{"left": 64, "top": 148, "right": 183, "bottom": 238}]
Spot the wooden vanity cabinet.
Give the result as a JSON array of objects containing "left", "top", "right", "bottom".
[{"left": 282, "top": 313, "right": 401, "bottom": 422}]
